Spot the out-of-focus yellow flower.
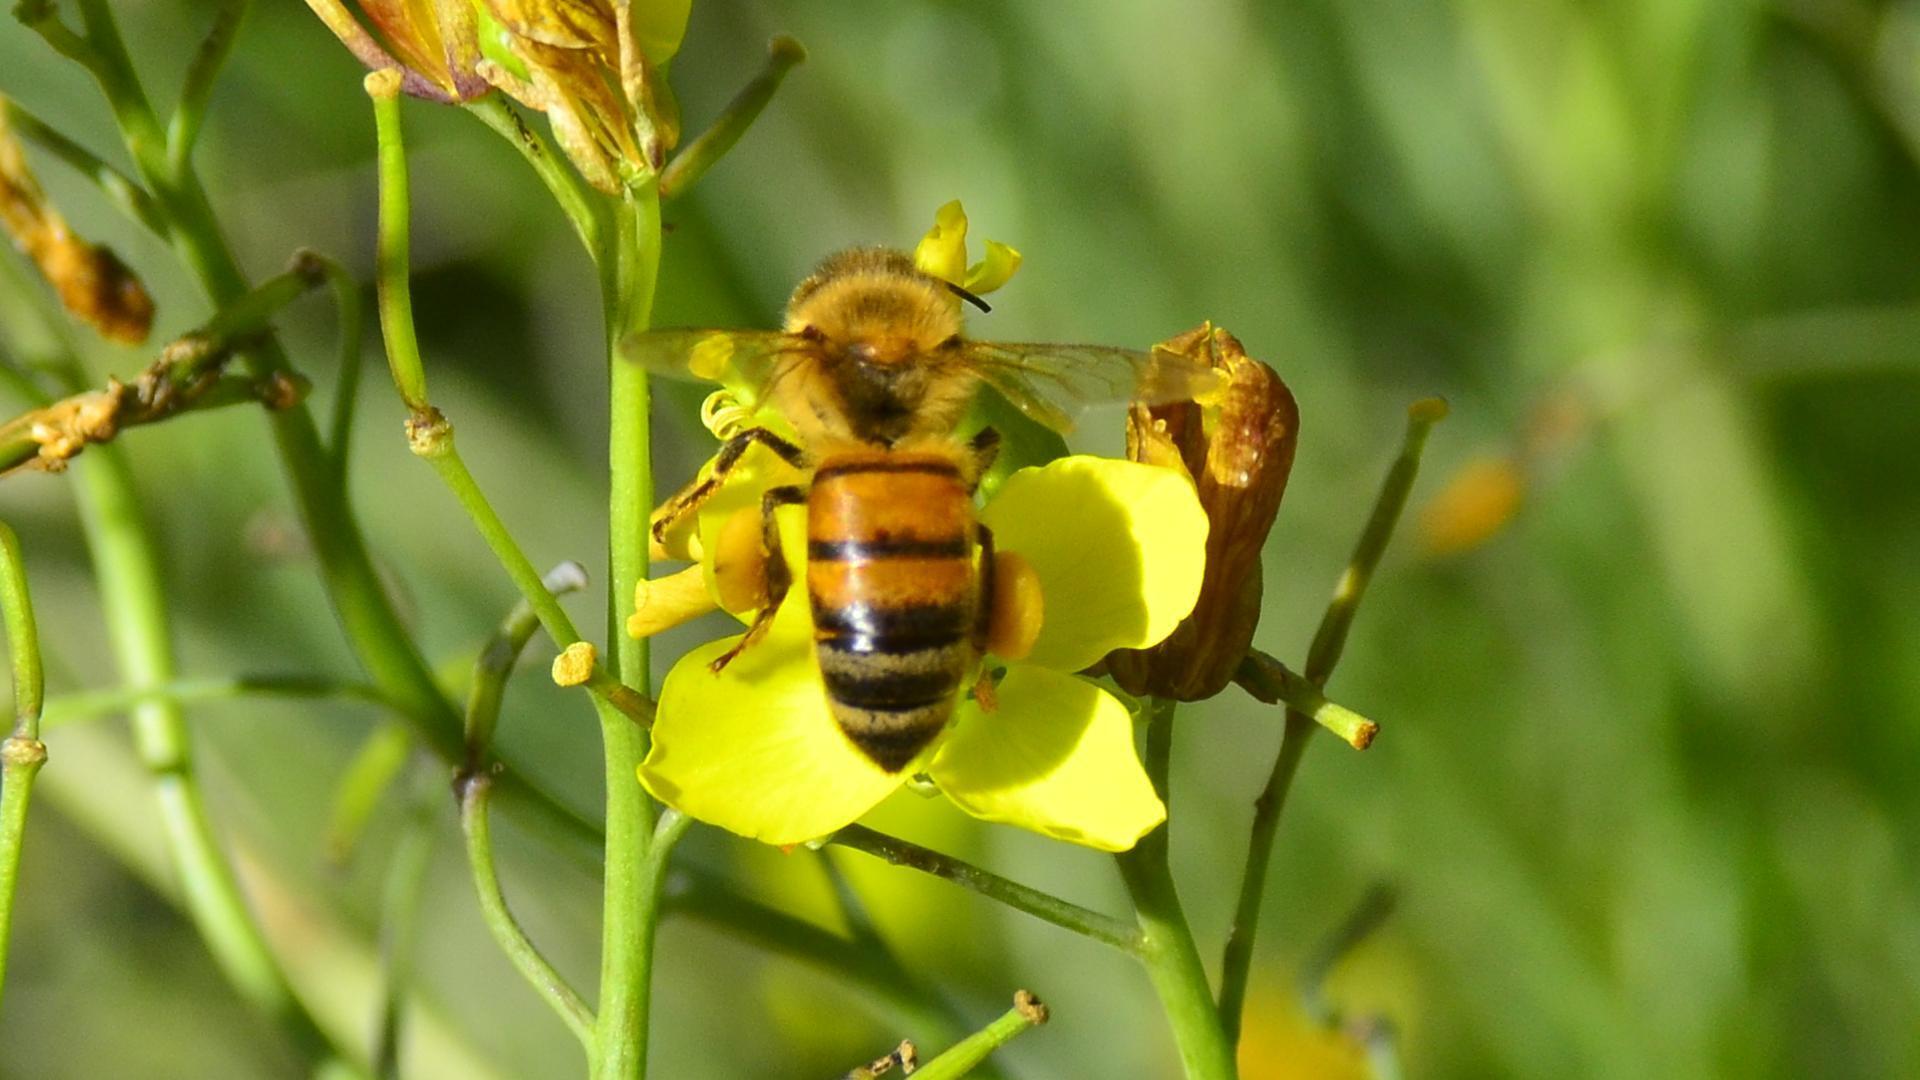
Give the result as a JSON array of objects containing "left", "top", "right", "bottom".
[
  {"left": 1417, "top": 452, "right": 1525, "bottom": 556},
  {"left": 1108, "top": 323, "right": 1298, "bottom": 701},
  {"left": 637, "top": 453, "right": 1208, "bottom": 851},
  {"left": 913, "top": 200, "right": 1022, "bottom": 297},
  {"left": 1238, "top": 989, "right": 1373, "bottom": 1080},
  {"left": 0, "top": 107, "right": 152, "bottom": 344}
]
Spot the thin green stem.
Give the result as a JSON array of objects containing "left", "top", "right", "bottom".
[
  {"left": 595, "top": 187, "right": 662, "bottom": 1080},
  {"left": 833, "top": 824, "right": 1142, "bottom": 954},
  {"left": 69, "top": 433, "right": 355, "bottom": 1072},
  {"left": 305, "top": 253, "right": 366, "bottom": 472},
  {"left": 41, "top": 672, "right": 394, "bottom": 729},
  {"left": 457, "top": 771, "right": 597, "bottom": 1051},
  {"left": 0, "top": 520, "right": 46, "bottom": 1011},
  {"left": 1217, "top": 399, "right": 1446, "bottom": 1048},
  {"left": 373, "top": 767, "right": 437, "bottom": 1079},
  {"left": 1, "top": 97, "right": 167, "bottom": 237},
  {"left": 367, "top": 76, "right": 643, "bottom": 726},
  {"left": 166, "top": 0, "right": 248, "bottom": 171},
  {"left": 464, "top": 95, "right": 605, "bottom": 260},
  {"left": 1232, "top": 651, "right": 1377, "bottom": 749},
  {"left": 661, "top": 865, "right": 966, "bottom": 1045},
  {"left": 911, "top": 991, "right": 1052, "bottom": 1080},
  {"left": 326, "top": 721, "right": 414, "bottom": 866},
  {"left": 466, "top": 561, "right": 591, "bottom": 769},
  {"left": 46, "top": 0, "right": 479, "bottom": 781},
  {"left": 658, "top": 36, "right": 807, "bottom": 199},
  {"left": 1117, "top": 699, "right": 1235, "bottom": 1080}
]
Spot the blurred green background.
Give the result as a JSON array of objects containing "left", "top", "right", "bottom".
[{"left": 4, "top": 0, "right": 1920, "bottom": 1076}]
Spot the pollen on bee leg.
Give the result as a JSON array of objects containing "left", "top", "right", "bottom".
[
  {"left": 972, "top": 673, "right": 1000, "bottom": 713},
  {"left": 626, "top": 565, "right": 717, "bottom": 639},
  {"left": 985, "top": 550, "right": 1044, "bottom": 661},
  {"left": 710, "top": 505, "right": 771, "bottom": 613}
]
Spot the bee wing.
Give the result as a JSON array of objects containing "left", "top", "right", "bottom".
[
  {"left": 620, "top": 329, "right": 813, "bottom": 409},
  {"left": 963, "top": 341, "right": 1221, "bottom": 434}
]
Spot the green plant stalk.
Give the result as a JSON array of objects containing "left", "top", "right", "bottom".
[
  {"left": 1232, "top": 650, "right": 1379, "bottom": 748},
  {"left": 0, "top": 520, "right": 46, "bottom": 1010},
  {"left": 1216, "top": 398, "right": 1446, "bottom": 1048},
  {"left": 658, "top": 36, "right": 807, "bottom": 199},
  {"left": 912, "top": 992, "right": 1051, "bottom": 1080},
  {"left": 373, "top": 768, "right": 436, "bottom": 1080},
  {"left": 1, "top": 96, "right": 167, "bottom": 237},
  {"left": 166, "top": 0, "right": 247, "bottom": 172},
  {"left": 833, "top": 824, "right": 1142, "bottom": 954},
  {"left": 459, "top": 771, "right": 597, "bottom": 1050},
  {"left": 69, "top": 439, "right": 355, "bottom": 1072},
  {"left": 53, "top": 0, "right": 472, "bottom": 767},
  {"left": 1117, "top": 699, "right": 1236, "bottom": 1080},
  {"left": 595, "top": 187, "right": 665, "bottom": 1079},
  {"left": 326, "top": 721, "right": 415, "bottom": 866},
  {"left": 41, "top": 673, "right": 394, "bottom": 729},
  {"left": 464, "top": 95, "right": 605, "bottom": 260}
]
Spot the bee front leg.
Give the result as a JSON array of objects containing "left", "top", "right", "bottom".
[
  {"left": 709, "top": 485, "right": 808, "bottom": 673},
  {"left": 652, "top": 427, "right": 808, "bottom": 554}
]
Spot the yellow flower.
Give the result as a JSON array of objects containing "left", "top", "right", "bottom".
[
  {"left": 307, "top": 0, "right": 691, "bottom": 189},
  {"left": 637, "top": 452, "right": 1208, "bottom": 851},
  {"left": 913, "top": 200, "right": 1022, "bottom": 297},
  {"left": 302, "top": 0, "right": 490, "bottom": 102}
]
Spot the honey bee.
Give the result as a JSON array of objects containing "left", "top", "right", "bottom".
[{"left": 630, "top": 247, "right": 1211, "bottom": 771}]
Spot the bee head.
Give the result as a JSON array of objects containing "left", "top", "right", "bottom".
[{"left": 785, "top": 248, "right": 973, "bottom": 444}]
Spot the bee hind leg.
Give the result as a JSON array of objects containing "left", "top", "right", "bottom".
[{"left": 709, "top": 484, "right": 807, "bottom": 673}]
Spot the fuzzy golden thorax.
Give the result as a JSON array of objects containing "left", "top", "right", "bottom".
[{"left": 779, "top": 248, "right": 975, "bottom": 447}]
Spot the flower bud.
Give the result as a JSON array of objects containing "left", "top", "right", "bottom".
[
  {"left": 303, "top": 0, "right": 490, "bottom": 102},
  {"left": 1106, "top": 324, "right": 1298, "bottom": 701}
]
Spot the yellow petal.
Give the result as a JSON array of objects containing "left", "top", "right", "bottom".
[
  {"left": 630, "top": 0, "right": 691, "bottom": 64},
  {"left": 980, "top": 457, "right": 1208, "bottom": 672},
  {"left": 930, "top": 667, "right": 1165, "bottom": 851},
  {"left": 692, "top": 447, "right": 807, "bottom": 619},
  {"left": 638, "top": 591, "right": 903, "bottom": 846},
  {"left": 913, "top": 200, "right": 970, "bottom": 285},
  {"left": 963, "top": 240, "right": 1022, "bottom": 295}
]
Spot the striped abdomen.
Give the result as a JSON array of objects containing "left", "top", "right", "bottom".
[{"left": 808, "top": 451, "right": 981, "bottom": 771}]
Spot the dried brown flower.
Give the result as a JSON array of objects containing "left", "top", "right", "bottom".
[{"left": 1107, "top": 323, "right": 1299, "bottom": 701}]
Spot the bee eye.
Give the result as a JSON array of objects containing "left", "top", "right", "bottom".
[
  {"left": 939, "top": 335, "right": 963, "bottom": 350},
  {"left": 797, "top": 325, "right": 826, "bottom": 342}
]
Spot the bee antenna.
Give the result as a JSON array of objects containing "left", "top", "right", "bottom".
[{"left": 946, "top": 282, "right": 992, "bottom": 314}]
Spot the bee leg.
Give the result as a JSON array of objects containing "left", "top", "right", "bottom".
[
  {"left": 709, "top": 484, "right": 808, "bottom": 673},
  {"left": 652, "top": 428, "right": 808, "bottom": 550},
  {"left": 972, "top": 522, "right": 997, "bottom": 653},
  {"left": 964, "top": 426, "right": 1002, "bottom": 493}
]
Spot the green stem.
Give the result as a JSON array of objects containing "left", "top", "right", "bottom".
[
  {"left": 1232, "top": 651, "right": 1377, "bottom": 749},
  {"left": 661, "top": 865, "right": 965, "bottom": 1045},
  {"left": 1216, "top": 398, "right": 1446, "bottom": 1048},
  {"left": 0, "top": 520, "right": 46, "bottom": 1011},
  {"left": 465, "top": 561, "right": 591, "bottom": 769},
  {"left": 911, "top": 991, "right": 1052, "bottom": 1080},
  {"left": 595, "top": 186, "right": 663, "bottom": 1080},
  {"left": 57, "top": 0, "right": 476, "bottom": 776},
  {"left": 458, "top": 771, "right": 597, "bottom": 1050},
  {"left": 833, "top": 824, "right": 1142, "bottom": 954},
  {"left": 658, "top": 36, "right": 807, "bottom": 199},
  {"left": 1117, "top": 699, "right": 1235, "bottom": 1080},
  {"left": 41, "top": 673, "right": 395, "bottom": 729},
  {"left": 70, "top": 436, "right": 355, "bottom": 1072},
  {"left": 464, "top": 95, "right": 605, "bottom": 260},
  {"left": 165, "top": 0, "right": 248, "bottom": 171},
  {"left": 325, "top": 721, "right": 414, "bottom": 866},
  {"left": 373, "top": 767, "right": 436, "bottom": 1080},
  {"left": 1, "top": 97, "right": 167, "bottom": 237}
]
